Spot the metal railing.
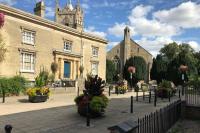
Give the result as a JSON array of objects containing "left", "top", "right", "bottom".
[{"left": 185, "top": 86, "right": 200, "bottom": 105}]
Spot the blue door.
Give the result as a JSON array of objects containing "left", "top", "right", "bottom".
[{"left": 64, "top": 61, "right": 70, "bottom": 78}]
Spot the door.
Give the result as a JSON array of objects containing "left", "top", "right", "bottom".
[{"left": 64, "top": 61, "right": 70, "bottom": 78}]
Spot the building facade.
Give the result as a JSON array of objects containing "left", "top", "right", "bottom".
[
  {"left": 0, "top": 1, "right": 107, "bottom": 82},
  {"left": 107, "top": 27, "right": 153, "bottom": 81}
]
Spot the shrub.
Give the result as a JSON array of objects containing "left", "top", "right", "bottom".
[
  {"left": 90, "top": 96, "right": 108, "bottom": 112},
  {"left": 0, "top": 75, "right": 27, "bottom": 96},
  {"left": 35, "top": 69, "right": 49, "bottom": 87}
]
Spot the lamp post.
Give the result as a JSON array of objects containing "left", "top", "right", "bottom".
[
  {"left": 128, "top": 66, "right": 136, "bottom": 91},
  {"left": 179, "top": 65, "right": 188, "bottom": 96}
]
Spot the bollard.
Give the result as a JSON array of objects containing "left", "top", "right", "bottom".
[
  {"left": 149, "top": 91, "right": 151, "bottom": 103},
  {"left": 169, "top": 91, "right": 171, "bottom": 102},
  {"left": 86, "top": 101, "right": 90, "bottom": 127},
  {"left": 108, "top": 87, "right": 111, "bottom": 96},
  {"left": 154, "top": 89, "right": 157, "bottom": 107},
  {"left": 5, "top": 125, "right": 12, "bottom": 133},
  {"left": 2, "top": 89, "right": 5, "bottom": 103},
  {"left": 77, "top": 87, "right": 80, "bottom": 96},
  {"left": 143, "top": 92, "right": 145, "bottom": 100},
  {"left": 136, "top": 91, "right": 138, "bottom": 101},
  {"left": 130, "top": 96, "right": 133, "bottom": 113},
  {"left": 179, "top": 89, "right": 181, "bottom": 99}
]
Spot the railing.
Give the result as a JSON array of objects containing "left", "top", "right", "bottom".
[
  {"left": 185, "top": 86, "right": 200, "bottom": 105},
  {"left": 137, "top": 100, "right": 182, "bottom": 133}
]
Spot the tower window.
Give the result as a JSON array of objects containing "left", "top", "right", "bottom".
[
  {"left": 64, "top": 41, "right": 72, "bottom": 52},
  {"left": 137, "top": 48, "right": 140, "bottom": 53}
]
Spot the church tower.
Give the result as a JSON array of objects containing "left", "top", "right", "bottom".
[
  {"left": 122, "top": 26, "right": 131, "bottom": 65},
  {"left": 55, "top": 0, "right": 84, "bottom": 32}
]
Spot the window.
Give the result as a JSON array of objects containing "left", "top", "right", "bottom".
[
  {"left": 64, "top": 41, "right": 72, "bottom": 52},
  {"left": 91, "top": 62, "right": 98, "bottom": 76},
  {"left": 137, "top": 48, "right": 140, "bottom": 53},
  {"left": 92, "top": 46, "right": 98, "bottom": 57},
  {"left": 22, "top": 30, "right": 35, "bottom": 45},
  {"left": 20, "top": 52, "right": 35, "bottom": 72}
]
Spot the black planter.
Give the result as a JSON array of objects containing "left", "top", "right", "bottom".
[
  {"left": 77, "top": 104, "right": 105, "bottom": 118},
  {"left": 157, "top": 89, "right": 171, "bottom": 98},
  {"left": 29, "top": 95, "right": 48, "bottom": 103}
]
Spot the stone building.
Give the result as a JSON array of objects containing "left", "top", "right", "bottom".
[
  {"left": 107, "top": 27, "right": 153, "bottom": 81},
  {"left": 0, "top": 1, "right": 107, "bottom": 83}
]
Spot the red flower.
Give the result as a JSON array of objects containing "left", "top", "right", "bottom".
[
  {"left": 128, "top": 66, "right": 136, "bottom": 73},
  {"left": 0, "top": 13, "right": 5, "bottom": 28}
]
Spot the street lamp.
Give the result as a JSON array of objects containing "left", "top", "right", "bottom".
[
  {"left": 128, "top": 66, "right": 136, "bottom": 91},
  {"left": 179, "top": 65, "right": 188, "bottom": 95}
]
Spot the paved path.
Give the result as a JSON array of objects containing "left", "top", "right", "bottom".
[{"left": 0, "top": 89, "right": 180, "bottom": 133}]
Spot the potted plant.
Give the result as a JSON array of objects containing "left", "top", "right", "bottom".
[
  {"left": 27, "top": 87, "right": 50, "bottom": 103},
  {"left": 115, "top": 80, "right": 128, "bottom": 94},
  {"left": 26, "top": 69, "right": 51, "bottom": 103},
  {"left": 157, "top": 80, "right": 173, "bottom": 98},
  {"left": 74, "top": 75, "right": 108, "bottom": 118}
]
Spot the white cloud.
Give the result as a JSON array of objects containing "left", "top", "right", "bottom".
[
  {"left": 82, "top": 3, "right": 89, "bottom": 9},
  {"left": 154, "top": 1, "right": 200, "bottom": 28},
  {"left": 130, "top": 5, "right": 153, "bottom": 18},
  {"left": 108, "top": 23, "right": 136, "bottom": 37},
  {"left": 188, "top": 41, "right": 200, "bottom": 52},
  {"left": 85, "top": 26, "right": 107, "bottom": 39},
  {"left": 128, "top": 5, "right": 180, "bottom": 37},
  {"left": 107, "top": 41, "right": 119, "bottom": 51},
  {"left": 135, "top": 37, "right": 173, "bottom": 57},
  {"left": 0, "top": 0, "right": 16, "bottom": 6},
  {"left": 45, "top": 6, "right": 55, "bottom": 18}
]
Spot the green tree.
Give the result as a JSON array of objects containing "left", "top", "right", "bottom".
[
  {"left": 150, "top": 55, "right": 168, "bottom": 84},
  {"left": 194, "top": 52, "right": 200, "bottom": 75},
  {"left": 160, "top": 42, "right": 179, "bottom": 61},
  {"left": 123, "top": 56, "right": 147, "bottom": 86},
  {"left": 106, "top": 59, "right": 116, "bottom": 83}
]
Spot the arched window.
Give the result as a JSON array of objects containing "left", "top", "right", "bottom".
[{"left": 114, "top": 56, "right": 121, "bottom": 73}]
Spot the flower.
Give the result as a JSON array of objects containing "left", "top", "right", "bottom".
[
  {"left": 26, "top": 88, "right": 50, "bottom": 97},
  {"left": 128, "top": 66, "right": 136, "bottom": 73},
  {"left": 0, "top": 13, "right": 5, "bottom": 28}
]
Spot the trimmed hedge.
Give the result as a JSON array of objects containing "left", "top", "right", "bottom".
[{"left": 0, "top": 75, "right": 27, "bottom": 96}]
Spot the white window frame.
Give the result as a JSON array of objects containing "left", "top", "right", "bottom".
[
  {"left": 64, "top": 41, "right": 72, "bottom": 52},
  {"left": 92, "top": 46, "right": 99, "bottom": 57},
  {"left": 22, "top": 30, "right": 36, "bottom": 45},
  {"left": 20, "top": 52, "right": 35, "bottom": 73},
  {"left": 91, "top": 62, "right": 98, "bottom": 76}
]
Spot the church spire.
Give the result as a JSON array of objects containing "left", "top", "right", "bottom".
[{"left": 67, "top": 0, "right": 73, "bottom": 10}]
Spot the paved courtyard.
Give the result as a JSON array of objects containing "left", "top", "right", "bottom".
[{"left": 0, "top": 88, "right": 180, "bottom": 133}]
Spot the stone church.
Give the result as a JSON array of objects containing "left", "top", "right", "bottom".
[
  {"left": 0, "top": 0, "right": 107, "bottom": 82},
  {"left": 107, "top": 27, "right": 153, "bottom": 81}
]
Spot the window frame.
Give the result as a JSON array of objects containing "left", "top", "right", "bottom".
[
  {"left": 92, "top": 46, "right": 99, "bottom": 57},
  {"left": 64, "top": 41, "right": 72, "bottom": 52},
  {"left": 91, "top": 62, "right": 99, "bottom": 76},
  {"left": 22, "top": 29, "right": 36, "bottom": 45},
  {"left": 20, "top": 52, "right": 35, "bottom": 73}
]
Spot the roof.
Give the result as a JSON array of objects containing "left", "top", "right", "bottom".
[{"left": 0, "top": 4, "right": 108, "bottom": 44}]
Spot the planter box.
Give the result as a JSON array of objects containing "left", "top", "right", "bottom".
[{"left": 29, "top": 95, "right": 48, "bottom": 103}]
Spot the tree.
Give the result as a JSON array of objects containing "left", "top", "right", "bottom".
[
  {"left": 123, "top": 56, "right": 147, "bottom": 86},
  {"left": 194, "top": 52, "right": 200, "bottom": 75},
  {"left": 150, "top": 55, "right": 168, "bottom": 84},
  {"left": 106, "top": 59, "right": 116, "bottom": 83},
  {"left": 160, "top": 42, "right": 179, "bottom": 61}
]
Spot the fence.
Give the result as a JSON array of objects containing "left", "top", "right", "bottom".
[
  {"left": 137, "top": 100, "right": 182, "bottom": 133},
  {"left": 185, "top": 86, "right": 200, "bottom": 106}
]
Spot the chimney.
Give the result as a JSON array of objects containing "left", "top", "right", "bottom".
[{"left": 34, "top": 1, "right": 45, "bottom": 18}]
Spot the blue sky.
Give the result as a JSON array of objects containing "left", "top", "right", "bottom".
[{"left": 1, "top": 0, "right": 200, "bottom": 56}]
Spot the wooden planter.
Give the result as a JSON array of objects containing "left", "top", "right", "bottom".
[{"left": 29, "top": 95, "right": 48, "bottom": 103}]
